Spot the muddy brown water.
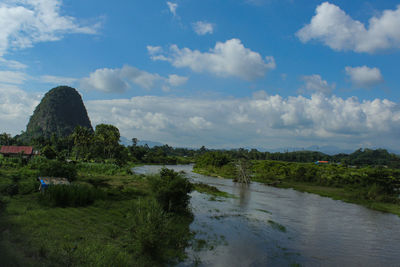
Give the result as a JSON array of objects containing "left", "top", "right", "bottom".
[{"left": 133, "top": 164, "right": 400, "bottom": 267}]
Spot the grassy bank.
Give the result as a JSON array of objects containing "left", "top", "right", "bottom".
[
  {"left": 0, "top": 159, "right": 194, "bottom": 266},
  {"left": 193, "top": 155, "right": 400, "bottom": 217},
  {"left": 277, "top": 181, "right": 400, "bottom": 216}
]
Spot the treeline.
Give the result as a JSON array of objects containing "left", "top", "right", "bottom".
[
  {"left": 1, "top": 125, "right": 199, "bottom": 166},
  {"left": 2, "top": 126, "right": 400, "bottom": 168},
  {"left": 194, "top": 148, "right": 400, "bottom": 168}
]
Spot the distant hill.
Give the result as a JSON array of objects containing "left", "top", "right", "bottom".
[
  {"left": 22, "top": 86, "right": 93, "bottom": 139},
  {"left": 119, "top": 136, "right": 164, "bottom": 148}
]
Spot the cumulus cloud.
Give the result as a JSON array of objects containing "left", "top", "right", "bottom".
[
  {"left": 167, "top": 74, "right": 188, "bottom": 87},
  {"left": 149, "top": 38, "right": 276, "bottom": 80},
  {"left": 0, "top": 84, "right": 41, "bottom": 135},
  {"left": 0, "top": 0, "right": 99, "bottom": 57},
  {"left": 192, "top": 21, "right": 214, "bottom": 35},
  {"left": 85, "top": 94, "right": 400, "bottom": 150},
  {"left": 301, "top": 74, "right": 335, "bottom": 94},
  {"left": 345, "top": 66, "right": 384, "bottom": 88},
  {"left": 80, "top": 65, "right": 187, "bottom": 93},
  {"left": 297, "top": 2, "right": 400, "bottom": 53},
  {"left": 81, "top": 68, "right": 128, "bottom": 93},
  {"left": 167, "top": 2, "right": 178, "bottom": 16}
]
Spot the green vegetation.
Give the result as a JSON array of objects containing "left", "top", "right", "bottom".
[
  {"left": 194, "top": 182, "right": 235, "bottom": 198},
  {"left": 39, "top": 184, "right": 106, "bottom": 207},
  {"left": 149, "top": 168, "right": 193, "bottom": 214},
  {"left": 194, "top": 148, "right": 400, "bottom": 169},
  {"left": 0, "top": 157, "right": 194, "bottom": 266},
  {"left": 194, "top": 152, "right": 400, "bottom": 216},
  {"left": 267, "top": 220, "right": 287, "bottom": 232}
]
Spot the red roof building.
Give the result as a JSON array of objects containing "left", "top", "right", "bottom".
[{"left": 0, "top": 146, "right": 34, "bottom": 156}]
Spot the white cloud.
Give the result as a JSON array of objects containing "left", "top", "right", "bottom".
[
  {"left": 167, "top": 2, "right": 178, "bottom": 16},
  {"left": 147, "top": 45, "right": 163, "bottom": 55},
  {"left": 120, "top": 66, "right": 163, "bottom": 90},
  {"left": 85, "top": 94, "right": 400, "bottom": 150},
  {"left": 167, "top": 74, "right": 188, "bottom": 87},
  {"left": 297, "top": 2, "right": 400, "bottom": 53},
  {"left": 0, "top": 0, "right": 99, "bottom": 57},
  {"left": 40, "top": 75, "right": 77, "bottom": 85},
  {"left": 301, "top": 74, "right": 335, "bottom": 94},
  {"left": 192, "top": 21, "right": 214, "bottom": 35},
  {"left": 345, "top": 66, "right": 384, "bottom": 88},
  {"left": 81, "top": 65, "right": 187, "bottom": 93},
  {"left": 150, "top": 38, "right": 276, "bottom": 80},
  {"left": 0, "top": 84, "right": 41, "bottom": 135},
  {"left": 81, "top": 68, "right": 128, "bottom": 93},
  {"left": 0, "top": 58, "right": 27, "bottom": 69},
  {"left": 189, "top": 116, "right": 212, "bottom": 129},
  {"left": 0, "top": 71, "right": 27, "bottom": 84}
]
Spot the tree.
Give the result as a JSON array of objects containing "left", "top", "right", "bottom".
[
  {"left": 72, "top": 126, "right": 93, "bottom": 160},
  {"left": 132, "top": 138, "right": 138, "bottom": 147},
  {"left": 42, "top": 145, "right": 57, "bottom": 159},
  {"left": 0, "top": 132, "right": 12, "bottom": 145},
  {"left": 94, "top": 124, "right": 120, "bottom": 159}
]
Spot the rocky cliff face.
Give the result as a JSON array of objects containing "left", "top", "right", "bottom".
[{"left": 25, "top": 86, "right": 93, "bottom": 138}]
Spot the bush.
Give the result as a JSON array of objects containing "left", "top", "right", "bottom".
[
  {"left": 77, "top": 162, "right": 130, "bottom": 176},
  {"left": 130, "top": 198, "right": 191, "bottom": 265},
  {"left": 39, "top": 184, "right": 106, "bottom": 207},
  {"left": 150, "top": 168, "right": 193, "bottom": 214},
  {"left": 42, "top": 145, "right": 57, "bottom": 159},
  {"left": 37, "top": 160, "right": 77, "bottom": 181}
]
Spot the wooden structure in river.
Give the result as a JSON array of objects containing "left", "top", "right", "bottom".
[{"left": 234, "top": 159, "right": 251, "bottom": 184}]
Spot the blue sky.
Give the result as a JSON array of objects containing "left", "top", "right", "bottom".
[{"left": 1, "top": 0, "right": 400, "bottom": 151}]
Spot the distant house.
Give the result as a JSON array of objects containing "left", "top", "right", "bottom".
[
  {"left": 0, "top": 146, "right": 35, "bottom": 158},
  {"left": 315, "top": 160, "right": 329, "bottom": 164}
]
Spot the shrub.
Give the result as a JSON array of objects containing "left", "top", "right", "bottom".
[
  {"left": 130, "top": 198, "right": 191, "bottom": 265},
  {"left": 37, "top": 160, "right": 77, "bottom": 181},
  {"left": 39, "top": 184, "right": 106, "bottom": 207},
  {"left": 18, "top": 179, "right": 39, "bottom": 195},
  {"left": 77, "top": 162, "right": 129, "bottom": 176},
  {"left": 150, "top": 168, "right": 193, "bottom": 214}
]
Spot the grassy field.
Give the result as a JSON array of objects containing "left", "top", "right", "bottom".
[{"left": 0, "top": 162, "right": 194, "bottom": 266}]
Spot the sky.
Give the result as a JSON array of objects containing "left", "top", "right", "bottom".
[{"left": 1, "top": 0, "right": 400, "bottom": 151}]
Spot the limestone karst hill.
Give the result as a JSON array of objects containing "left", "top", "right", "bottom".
[{"left": 23, "top": 86, "right": 93, "bottom": 139}]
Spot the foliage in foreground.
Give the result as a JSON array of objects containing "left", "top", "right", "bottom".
[
  {"left": 130, "top": 198, "right": 193, "bottom": 265},
  {"left": 150, "top": 168, "right": 194, "bottom": 214},
  {"left": 0, "top": 163, "right": 194, "bottom": 266}
]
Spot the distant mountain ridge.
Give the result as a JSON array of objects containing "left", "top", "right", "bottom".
[
  {"left": 23, "top": 86, "right": 93, "bottom": 139},
  {"left": 119, "top": 136, "right": 164, "bottom": 148}
]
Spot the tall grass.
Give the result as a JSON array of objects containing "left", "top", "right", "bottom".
[
  {"left": 39, "top": 184, "right": 106, "bottom": 207},
  {"left": 77, "top": 162, "right": 132, "bottom": 175}
]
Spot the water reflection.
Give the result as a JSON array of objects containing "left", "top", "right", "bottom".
[
  {"left": 133, "top": 165, "right": 400, "bottom": 267},
  {"left": 233, "top": 183, "right": 252, "bottom": 208}
]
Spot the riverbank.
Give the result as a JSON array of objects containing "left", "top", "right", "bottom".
[
  {"left": 193, "top": 162, "right": 400, "bottom": 217},
  {"left": 276, "top": 181, "right": 400, "bottom": 216}
]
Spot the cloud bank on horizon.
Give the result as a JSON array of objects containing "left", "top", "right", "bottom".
[{"left": 0, "top": 0, "right": 399, "bottom": 151}]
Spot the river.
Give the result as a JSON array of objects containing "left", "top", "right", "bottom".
[{"left": 133, "top": 164, "right": 400, "bottom": 267}]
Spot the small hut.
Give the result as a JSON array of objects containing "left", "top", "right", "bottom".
[{"left": 0, "top": 146, "right": 35, "bottom": 158}]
